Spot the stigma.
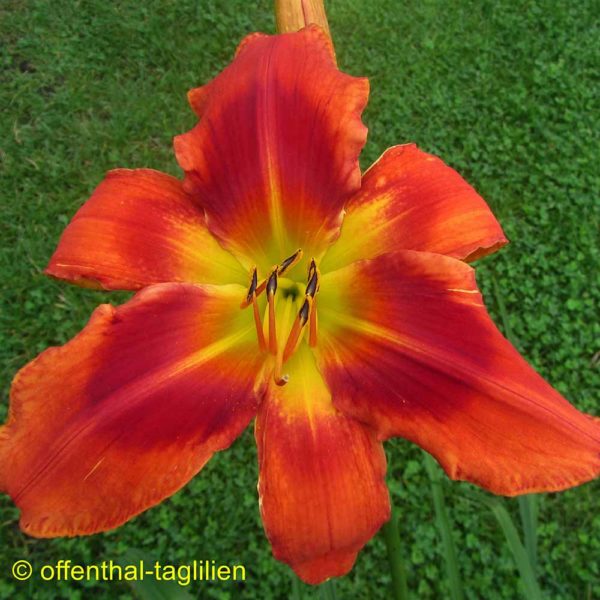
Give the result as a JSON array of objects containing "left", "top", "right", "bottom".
[{"left": 241, "top": 250, "right": 320, "bottom": 386}]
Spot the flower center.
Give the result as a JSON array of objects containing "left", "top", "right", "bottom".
[{"left": 240, "top": 249, "right": 319, "bottom": 386}]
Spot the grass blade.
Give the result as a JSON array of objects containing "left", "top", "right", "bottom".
[
  {"left": 486, "top": 499, "right": 543, "bottom": 600},
  {"left": 291, "top": 574, "right": 304, "bottom": 600},
  {"left": 518, "top": 494, "right": 539, "bottom": 573},
  {"left": 381, "top": 505, "right": 410, "bottom": 599},
  {"left": 423, "top": 453, "right": 464, "bottom": 600},
  {"left": 319, "top": 579, "right": 338, "bottom": 600}
]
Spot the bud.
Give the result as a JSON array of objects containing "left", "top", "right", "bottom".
[{"left": 274, "top": 0, "right": 331, "bottom": 38}]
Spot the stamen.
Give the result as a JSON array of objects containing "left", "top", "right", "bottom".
[
  {"left": 241, "top": 255, "right": 320, "bottom": 364},
  {"left": 298, "top": 297, "right": 311, "bottom": 325},
  {"left": 266, "top": 268, "right": 278, "bottom": 296},
  {"left": 252, "top": 294, "right": 267, "bottom": 352},
  {"left": 306, "top": 259, "right": 319, "bottom": 346},
  {"left": 278, "top": 248, "right": 303, "bottom": 276},
  {"left": 306, "top": 267, "right": 319, "bottom": 297},
  {"left": 242, "top": 267, "right": 267, "bottom": 351},
  {"left": 240, "top": 267, "right": 259, "bottom": 309},
  {"left": 308, "top": 257, "right": 316, "bottom": 280},
  {"left": 248, "top": 268, "right": 258, "bottom": 298},
  {"left": 283, "top": 296, "right": 312, "bottom": 363},
  {"left": 309, "top": 296, "right": 318, "bottom": 347},
  {"left": 267, "top": 268, "right": 278, "bottom": 355},
  {"left": 240, "top": 249, "right": 304, "bottom": 308},
  {"left": 254, "top": 278, "right": 267, "bottom": 299}
]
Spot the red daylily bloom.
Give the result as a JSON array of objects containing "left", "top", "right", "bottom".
[{"left": 1, "top": 25, "right": 599, "bottom": 585}]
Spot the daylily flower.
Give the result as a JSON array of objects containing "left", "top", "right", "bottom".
[{"left": 1, "top": 25, "right": 599, "bottom": 585}]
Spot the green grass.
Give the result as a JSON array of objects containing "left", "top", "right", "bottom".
[{"left": 1, "top": 0, "right": 598, "bottom": 598}]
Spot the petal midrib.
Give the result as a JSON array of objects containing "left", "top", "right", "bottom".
[
  {"left": 14, "top": 325, "right": 255, "bottom": 502},
  {"left": 320, "top": 308, "right": 599, "bottom": 443}
]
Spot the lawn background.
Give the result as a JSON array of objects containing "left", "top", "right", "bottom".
[{"left": 0, "top": 0, "right": 598, "bottom": 598}]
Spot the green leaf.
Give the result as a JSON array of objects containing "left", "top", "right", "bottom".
[
  {"left": 518, "top": 494, "right": 539, "bottom": 574},
  {"left": 381, "top": 506, "right": 410, "bottom": 600},
  {"left": 423, "top": 453, "right": 464, "bottom": 600},
  {"left": 485, "top": 500, "right": 543, "bottom": 600}
]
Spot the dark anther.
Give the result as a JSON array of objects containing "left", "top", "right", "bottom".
[
  {"left": 266, "top": 269, "right": 278, "bottom": 296},
  {"left": 307, "top": 258, "right": 317, "bottom": 280},
  {"left": 278, "top": 248, "right": 302, "bottom": 275},
  {"left": 306, "top": 269, "right": 319, "bottom": 297},
  {"left": 246, "top": 267, "right": 258, "bottom": 304},
  {"left": 298, "top": 298, "right": 311, "bottom": 326}
]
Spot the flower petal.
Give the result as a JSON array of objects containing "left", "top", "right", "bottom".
[
  {"left": 0, "top": 283, "right": 264, "bottom": 536},
  {"left": 255, "top": 346, "right": 390, "bottom": 584},
  {"left": 321, "top": 144, "right": 508, "bottom": 272},
  {"left": 46, "top": 169, "right": 246, "bottom": 290},
  {"left": 316, "top": 251, "right": 600, "bottom": 495},
  {"left": 175, "top": 25, "right": 369, "bottom": 271}
]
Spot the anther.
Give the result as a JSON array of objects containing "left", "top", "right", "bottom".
[
  {"left": 283, "top": 296, "right": 313, "bottom": 363},
  {"left": 266, "top": 269, "right": 278, "bottom": 296},
  {"left": 278, "top": 248, "right": 303, "bottom": 276},
  {"left": 244, "top": 267, "right": 266, "bottom": 351},
  {"left": 240, "top": 250, "right": 303, "bottom": 309},
  {"left": 240, "top": 267, "right": 259, "bottom": 309},
  {"left": 298, "top": 297, "right": 311, "bottom": 325},
  {"left": 306, "top": 268, "right": 319, "bottom": 298},
  {"left": 267, "top": 268, "right": 278, "bottom": 355},
  {"left": 306, "top": 258, "right": 319, "bottom": 347},
  {"left": 308, "top": 258, "right": 317, "bottom": 280},
  {"left": 246, "top": 267, "right": 258, "bottom": 304}
]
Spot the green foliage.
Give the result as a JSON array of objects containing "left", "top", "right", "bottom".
[
  {"left": 424, "top": 454, "right": 464, "bottom": 600},
  {"left": 0, "top": 0, "right": 598, "bottom": 598}
]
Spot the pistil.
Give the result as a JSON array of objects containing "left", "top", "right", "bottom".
[{"left": 273, "top": 297, "right": 294, "bottom": 386}]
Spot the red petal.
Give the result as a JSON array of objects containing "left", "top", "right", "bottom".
[
  {"left": 0, "top": 283, "right": 263, "bottom": 536},
  {"left": 322, "top": 144, "right": 508, "bottom": 271},
  {"left": 316, "top": 251, "right": 600, "bottom": 495},
  {"left": 46, "top": 169, "right": 246, "bottom": 290},
  {"left": 175, "top": 26, "right": 368, "bottom": 271},
  {"left": 255, "top": 347, "right": 390, "bottom": 584}
]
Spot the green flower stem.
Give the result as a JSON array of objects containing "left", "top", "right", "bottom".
[
  {"left": 424, "top": 453, "right": 464, "bottom": 600},
  {"left": 381, "top": 505, "right": 409, "bottom": 600}
]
